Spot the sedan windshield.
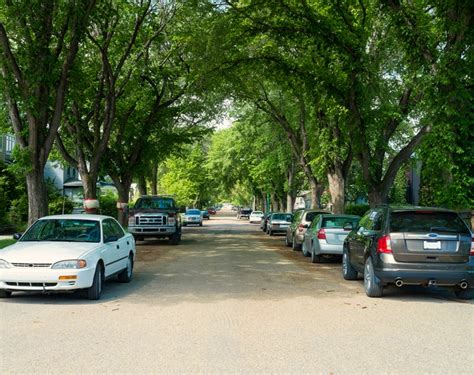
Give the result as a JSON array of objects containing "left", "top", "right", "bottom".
[{"left": 20, "top": 219, "right": 101, "bottom": 243}]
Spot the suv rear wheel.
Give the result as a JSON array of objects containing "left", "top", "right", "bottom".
[
  {"left": 364, "top": 257, "right": 383, "bottom": 297},
  {"left": 342, "top": 249, "right": 357, "bottom": 279}
]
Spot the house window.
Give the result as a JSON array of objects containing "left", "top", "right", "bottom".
[{"left": 5, "top": 135, "right": 15, "bottom": 154}]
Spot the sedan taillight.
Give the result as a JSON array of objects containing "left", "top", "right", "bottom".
[
  {"left": 377, "top": 235, "right": 392, "bottom": 254},
  {"left": 317, "top": 228, "right": 326, "bottom": 240}
]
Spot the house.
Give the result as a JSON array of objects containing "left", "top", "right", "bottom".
[{"left": 0, "top": 134, "right": 15, "bottom": 163}]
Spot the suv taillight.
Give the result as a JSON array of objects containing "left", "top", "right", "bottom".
[
  {"left": 298, "top": 224, "right": 305, "bottom": 232},
  {"left": 377, "top": 235, "right": 392, "bottom": 254},
  {"left": 317, "top": 228, "right": 326, "bottom": 240}
]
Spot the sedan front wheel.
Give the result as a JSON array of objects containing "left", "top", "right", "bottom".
[{"left": 86, "top": 264, "right": 104, "bottom": 300}]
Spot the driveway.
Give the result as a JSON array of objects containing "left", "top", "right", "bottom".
[{"left": 1, "top": 212, "right": 473, "bottom": 373}]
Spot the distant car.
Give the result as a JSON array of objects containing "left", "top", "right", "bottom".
[
  {"left": 207, "top": 208, "right": 217, "bottom": 215},
  {"left": 0, "top": 215, "right": 136, "bottom": 300},
  {"left": 286, "top": 209, "right": 330, "bottom": 250},
  {"left": 343, "top": 206, "right": 474, "bottom": 299},
  {"left": 183, "top": 209, "right": 203, "bottom": 226},
  {"left": 302, "top": 214, "right": 360, "bottom": 263},
  {"left": 237, "top": 208, "right": 252, "bottom": 220},
  {"left": 267, "top": 213, "right": 293, "bottom": 236},
  {"left": 260, "top": 212, "right": 272, "bottom": 232},
  {"left": 201, "top": 210, "right": 210, "bottom": 220},
  {"left": 249, "top": 211, "right": 264, "bottom": 224}
]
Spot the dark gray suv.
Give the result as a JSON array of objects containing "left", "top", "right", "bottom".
[{"left": 342, "top": 206, "right": 474, "bottom": 299}]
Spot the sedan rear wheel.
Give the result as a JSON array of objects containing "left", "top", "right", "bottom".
[
  {"left": 292, "top": 236, "right": 301, "bottom": 251},
  {"left": 364, "top": 257, "right": 383, "bottom": 297},
  {"left": 302, "top": 241, "right": 310, "bottom": 257},
  {"left": 285, "top": 234, "right": 292, "bottom": 247}
]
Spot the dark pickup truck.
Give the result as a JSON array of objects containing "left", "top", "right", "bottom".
[
  {"left": 237, "top": 208, "right": 252, "bottom": 220},
  {"left": 127, "top": 195, "right": 182, "bottom": 244}
]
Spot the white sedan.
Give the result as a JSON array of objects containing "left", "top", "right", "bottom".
[
  {"left": 0, "top": 214, "right": 136, "bottom": 300},
  {"left": 249, "top": 211, "right": 264, "bottom": 224}
]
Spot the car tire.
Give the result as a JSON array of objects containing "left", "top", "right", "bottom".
[
  {"left": 285, "top": 234, "right": 292, "bottom": 247},
  {"left": 364, "top": 257, "right": 383, "bottom": 297},
  {"left": 268, "top": 228, "right": 273, "bottom": 236},
  {"left": 454, "top": 287, "right": 474, "bottom": 300},
  {"left": 311, "top": 245, "right": 322, "bottom": 263},
  {"left": 87, "top": 264, "right": 104, "bottom": 300},
  {"left": 292, "top": 236, "right": 301, "bottom": 251},
  {"left": 169, "top": 230, "right": 181, "bottom": 245},
  {"left": 183, "top": 223, "right": 187, "bottom": 227},
  {"left": 133, "top": 235, "right": 143, "bottom": 242},
  {"left": 199, "top": 222, "right": 203, "bottom": 227},
  {"left": 0, "top": 290, "right": 12, "bottom": 298},
  {"left": 117, "top": 254, "right": 134, "bottom": 283},
  {"left": 302, "top": 241, "right": 310, "bottom": 257},
  {"left": 342, "top": 249, "right": 357, "bottom": 279}
]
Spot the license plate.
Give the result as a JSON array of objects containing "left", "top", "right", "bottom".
[{"left": 424, "top": 241, "right": 441, "bottom": 250}]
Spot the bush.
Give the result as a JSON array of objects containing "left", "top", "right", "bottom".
[
  {"left": 99, "top": 193, "right": 118, "bottom": 218},
  {"left": 345, "top": 203, "right": 370, "bottom": 217}
]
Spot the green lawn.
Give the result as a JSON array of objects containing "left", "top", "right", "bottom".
[{"left": 0, "top": 239, "right": 16, "bottom": 249}]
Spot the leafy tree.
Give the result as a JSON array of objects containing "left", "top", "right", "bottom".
[{"left": 0, "top": 0, "right": 96, "bottom": 224}]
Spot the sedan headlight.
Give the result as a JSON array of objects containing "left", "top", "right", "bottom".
[
  {"left": 0, "top": 259, "right": 12, "bottom": 269},
  {"left": 51, "top": 260, "right": 87, "bottom": 269}
]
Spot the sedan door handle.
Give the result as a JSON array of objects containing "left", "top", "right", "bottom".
[
  {"left": 127, "top": 241, "right": 130, "bottom": 245},
  {"left": 116, "top": 245, "right": 120, "bottom": 249}
]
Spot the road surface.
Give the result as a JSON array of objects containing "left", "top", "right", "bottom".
[{"left": 1, "top": 211, "right": 473, "bottom": 373}]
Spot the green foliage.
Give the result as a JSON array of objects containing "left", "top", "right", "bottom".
[
  {"left": 344, "top": 204, "right": 370, "bottom": 217},
  {"left": 99, "top": 192, "right": 119, "bottom": 219},
  {"left": 0, "top": 239, "right": 16, "bottom": 249}
]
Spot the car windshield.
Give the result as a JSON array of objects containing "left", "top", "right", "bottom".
[
  {"left": 186, "top": 210, "right": 201, "bottom": 215},
  {"left": 134, "top": 197, "right": 175, "bottom": 209},
  {"left": 306, "top": 211, "right": 327, "bottom": 222},
  {"left": 272, "top": 213, "right": 293, "bottom": 221},
  {"left": 322, "top": 216, "right": 359, "bottom": 228},
  {"left": 20, "top": 219, "right": 101, "bottom": 243},
  {"left": 389, "top": 211, "right": 470, "bottom": 234}
]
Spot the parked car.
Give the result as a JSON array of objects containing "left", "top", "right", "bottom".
[
  {"left": 207, "top": 207, "right": 217, "bottom": 215},
  {"left": 302, "top": 214, "right": 360, "bottom": 263},
  {"left": 183, "top": 209, "right": 203, "bottom": 226},
  {"left": 286, "top": 209, "right": 330, "bottom": 250},
  {"left": 237, "top": 208, "right": 252, "bottom": 220},
  {"left": 201, "top": 210, "right": 210, "bottom": 220},
  {"left": 267, "top": 213, "right": 293, "bottom": 236},
  {"left": 249, "top": 211, "right": 264, "bottom": 224},
  {"left": 128, "top": 195, "right": 181, "bottom": 245},
  {"left": 343, "top": 206, "right": 474, "bottom": 299},
  {"left": 0, "top": 215, "right": 136, "bottom": 300},
  {"left": 260, "top": 212, "right": 272, "bottom": 232}
]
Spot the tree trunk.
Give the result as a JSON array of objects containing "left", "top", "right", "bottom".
[
  {"left": 26, "top": 168, "right": 48, "bottom": 226},
  {"left": 151, "top": 163, "right": 158, "bottom": 195},
  {"left": 79, "top": 170, "right": 99, "bottom": 214},
  {"left": 368, "top": 188, "right": 385, "bottom": 207},
  {"left": 138, "top": 175, "right": 147, "bottom": 196},
  {"left": 262, "top": 192, "right": 268, "bottom": 212},
  {"left": 114, "top": 179, "right": 131, "bottom": 227},
  {"left": 327, "top": 166, "right": 345, "bottom": 214},
  {"left": 308, "top": 176, "right": 323, "bottom": 209},
  {"left": 286, "top": 163, "right": 295, "bottom": 213}
]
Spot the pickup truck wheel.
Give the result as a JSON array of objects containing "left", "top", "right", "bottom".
[{"left": 169, "top": 231, "right": 181, "bottom": 245}]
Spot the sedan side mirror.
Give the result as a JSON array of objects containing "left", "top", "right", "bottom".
[{"left": 13, "top": 233, "right": 23, "bottom": 240}]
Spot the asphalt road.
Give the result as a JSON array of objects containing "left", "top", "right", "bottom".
[{"left": 1, "top": 211, "right": 473, "bottom": 373}]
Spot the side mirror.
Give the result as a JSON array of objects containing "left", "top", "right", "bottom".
[
  {"left": 104, "top": 235, "right": 119, "bottom": 243},
  {"left": 343, "top": 223, "right": 353, "bottom": 231},
  {"left": 13, "top": 233, "right": 22, "bottom": 240},
  {"left": 303, "top": 224, "right": 309, "bottom": 229}
]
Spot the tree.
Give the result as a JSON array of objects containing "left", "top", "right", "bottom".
[{"left": 0, "top": 0, "right": 96, "bottom": 224}]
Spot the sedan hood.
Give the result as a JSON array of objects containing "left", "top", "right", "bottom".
[{"left": 0, "top": 242, "right": 100, "bottom": 263}]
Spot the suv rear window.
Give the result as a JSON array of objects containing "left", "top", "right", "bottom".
[
  {"left": 389, "top": 211, "right": 470, "bottom": 234},
  {"left": 134, "top": 197, "right": 175, "bottom": 209}
]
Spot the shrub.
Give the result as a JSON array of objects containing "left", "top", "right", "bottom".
[
  {"left": 345, "top": 203, "right": 370, "bottom": 217},
  {"left": 99, "top": 193, "right": 118, "bottom": 218}
]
